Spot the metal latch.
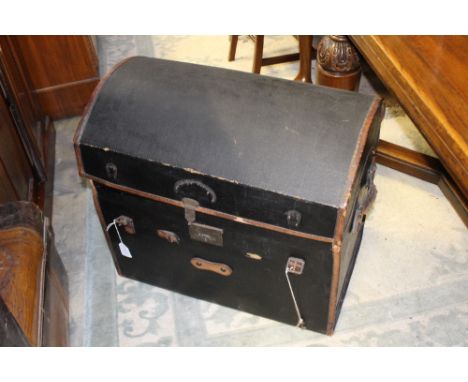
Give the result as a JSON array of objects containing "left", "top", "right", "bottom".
[
  {"left": 182, "top": 197, "right": 199, "bottom": 224},
  {"left": 182, "top": 198, "right": 223, "bottom": 247},
  {"left": 285, "top": 257, "right": 305, "bottom": 328}
]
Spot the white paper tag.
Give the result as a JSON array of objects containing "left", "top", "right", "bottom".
[
  {"left": 119, "top": 242, "right": 133, "bottom": 258},
  {"left": 107, "top": 219, "right": 133, "bottom": 259}
]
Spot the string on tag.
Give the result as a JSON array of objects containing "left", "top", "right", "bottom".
[{"left": 107, "top": 219, "right": 133, "bottom": 258}]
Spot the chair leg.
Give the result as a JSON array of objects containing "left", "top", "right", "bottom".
[
  {"left": 252, "top": 35, "right": 264, "bottom": 74},
  {"left": 228, "top": 35, "right": 238, "bottom": 62},
  {"left": 295, "top": 35, "right": 313, "bottom": 83}
]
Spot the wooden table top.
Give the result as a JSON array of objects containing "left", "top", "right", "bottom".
[{"left": 351, "top": 36, "right": 468, "bottom": 198}]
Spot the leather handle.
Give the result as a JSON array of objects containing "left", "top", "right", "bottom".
[
  {"left": 190, "top": 257, "right": 232, "bottom": 277},
  {"left": 351, "top": 157, "right": 378, "bottom": 232}
]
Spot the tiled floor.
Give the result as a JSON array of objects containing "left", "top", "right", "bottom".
[{"left": 52, "top": 36, "right": 468, "bottom": 346}]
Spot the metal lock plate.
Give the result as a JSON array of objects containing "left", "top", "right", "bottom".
[{"left": 189, "top": 222, "right": 224, "bottom": 247}]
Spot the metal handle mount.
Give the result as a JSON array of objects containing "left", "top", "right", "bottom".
[{"left": 285, "top": 257, "right": 305, "bottom": 328}]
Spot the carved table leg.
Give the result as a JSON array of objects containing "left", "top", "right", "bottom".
[
  {"left": 295, "top": 36, "right": 313, "bottom": 83},
  {"left": 316, "top": 35, "right": 361, "bottom": 91}
]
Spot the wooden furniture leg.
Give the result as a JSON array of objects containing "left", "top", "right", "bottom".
[
  {"left": 376, "top": 140, "right": 468, "bottom": 227},
  {"left": 229, "top": 36, "right": 304, "bottom": 76},
  {"left": 259, "top": 34, "right": 300, "bottom": 69},
  {"left": 252, "top": 35, "right": 264, "bottom": 74},
  {"left": 316, "top": 35, "right": 361, "bottom": 91},
  {"left": 295, "top": 35, "right": 313, "bottom": 83},
  {"left": 228, "top": 35, "right": 238, "bottom": 61}
]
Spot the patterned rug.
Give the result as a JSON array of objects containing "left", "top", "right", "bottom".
[{"left": 52, "top": 36, "right": 468, "bottom": 346}]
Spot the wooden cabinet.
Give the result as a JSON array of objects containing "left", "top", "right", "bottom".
[
  {"left": 0, "top": 36, "right": 48, "bottom": 208},
  {"left": 0, "top": 36, "right": 70, "bottom": 346},
  {"left": 8, "top": 36, "right": 99, "bottom": 119},
  {"left": 0, "top": 95, "right": 34, "bottom": 202},
  {"left": 0, "top": 35, "right": 94, "bottom": 215}
]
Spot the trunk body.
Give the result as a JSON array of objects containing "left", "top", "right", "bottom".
[{"left": 75, "top": 57, "right": 383, "bottom": 334}]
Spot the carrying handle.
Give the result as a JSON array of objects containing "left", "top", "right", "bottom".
[
  {"left": 174, "top": 179, "right": 217, "bottom": 203},
  {"left": 191, "top": 257, "right": 232, "bottom": 277},
  {"left": 350, "top": 156, "right": 377, "bottom": 232}
]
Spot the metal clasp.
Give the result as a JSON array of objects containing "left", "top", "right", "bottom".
[
  {"left": 182, "top": 198, "right": 224, "bottom": 247},
  {"left": 182, "top": 197, "right": 199, "bottom": 224}
]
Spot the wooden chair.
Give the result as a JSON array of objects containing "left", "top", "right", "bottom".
[{"left": 228, "top": 35, "right": 315, "bottom": 82}]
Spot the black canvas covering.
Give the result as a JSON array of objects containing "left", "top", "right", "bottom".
[{"left": 75, "top": 57, "right": 382, "bottom": 334}]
